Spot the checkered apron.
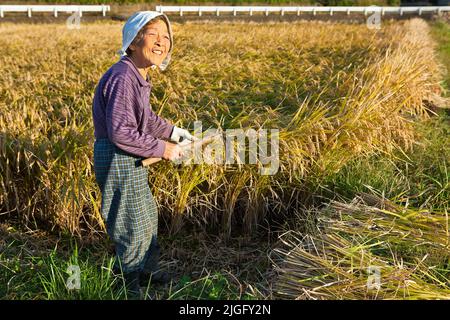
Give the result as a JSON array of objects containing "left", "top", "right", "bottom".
[{"left": 93, "top": 138, "right": 159, "bottom": 273}]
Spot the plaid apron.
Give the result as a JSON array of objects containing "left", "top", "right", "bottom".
[{"left": 93, "top": 138, "right": 160, "bottom": 273}]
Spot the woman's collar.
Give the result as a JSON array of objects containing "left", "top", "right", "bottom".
[{"left": 121, "top": 55, "right": 152, "bottom": 87}]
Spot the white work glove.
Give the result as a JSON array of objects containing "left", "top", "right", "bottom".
[{"left": 170, "top": 126, "right": 196, "bottom": 143}]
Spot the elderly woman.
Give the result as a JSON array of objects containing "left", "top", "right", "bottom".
[{"left": 92, "top": 11, "right": 193, "bottom": 296}]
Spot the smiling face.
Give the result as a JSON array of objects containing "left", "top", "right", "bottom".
[{"left": 127, "top": 18, "right": 171, "bottom": 69}]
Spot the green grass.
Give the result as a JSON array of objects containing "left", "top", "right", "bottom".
[
  {"left": 167, "top": 273, "right": 257, "bottom": 300},
  {"left": 36, "top": 248, "right": 123, "bottom": 300},
  {"left": 431, "top": 20, "right": 450, "bottom": 95},
  {"left": 0, "top": 225, "right": 266, "bottom": 299},
  {"left": 0, "top": 235, "right": 123, "bottom": 299}
]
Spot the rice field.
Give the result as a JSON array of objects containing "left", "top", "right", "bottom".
[{"left": 0, "top": 17, "right": 448, "bottom": 300}]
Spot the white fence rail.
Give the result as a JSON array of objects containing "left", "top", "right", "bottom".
[
  {"left": 156, "top": 5, "right": 450, "bottom": 17},
  {"left": 0, "top": 5, "right": 110, "bottom": 18}
]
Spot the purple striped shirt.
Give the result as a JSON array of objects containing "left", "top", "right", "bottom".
[{"left": 92, "top": 56, "right": 174, "bottom": 158}]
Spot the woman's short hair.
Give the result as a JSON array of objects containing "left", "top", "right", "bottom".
[{"left": 125, "top": 16, "right": 168, "bottom": 56}]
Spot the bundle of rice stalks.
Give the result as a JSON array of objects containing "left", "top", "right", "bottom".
[{"left": 273, "top": 194, "right": 450, "bottom": 299}]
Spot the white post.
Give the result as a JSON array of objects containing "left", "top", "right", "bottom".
[
  {"left": 216, "top": 9, "right": 220, "bottom": 16},
  {"left": 364, "top": 8, "right": 368, "bottom": 16},
  {"left": 54, "top": 8, "right": 58, "bottom": 17},
  {"left": 180, "top": 9, "right": 183, "bottom": 17},
  {"left": 28, "top": 7, "right": 32, "bottom": 18},
  {"left": 198, "top": 8, "right": 202, "bottom": 16},
  {"left": 399, "top": 8, "right": 403, "bottom": 16},
  {"left": 281, "top": 9, "right": 284, "bottom": 16},
  {"left": 249, "top": 8, "right": 252, "bottom": 16},
  {"left": 266, "top": 9, "right": 269, "bottom": 16},
  {"left": 297, "top": 8, "right": 300, "bottom": 16},
  {"left": 102, "top": 5, "right": 106, "bottom": 17},
  {"left": 330, "top": 9, "right": 333, "bottom": 16},
  {"left": 313, "top": 8, "right": 316, "bottom": 16},
  {"left": 418, "top": 8, "right": 422, "bottom": 16},
  {"left": 347, "top": 8, "right": 350, "bottom": 15},
  {"left": 233, "top": 9, "right": 236, "bottom": 16},
  {"left": 0, "top": 7, "right": 3, "bottom": 18},
  {"left": 381, "top": 8, "right": 385, "bottom": 16}
]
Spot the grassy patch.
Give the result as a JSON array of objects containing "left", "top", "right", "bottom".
[
  {"left": 430, "top": 20, "right": 450, "bottom": 95},
  {"left": 0, "top": 224, "right": 269, "bottom": 299},
  {"left": 167, "top": 273, "right": 256, "bottom": 300}
]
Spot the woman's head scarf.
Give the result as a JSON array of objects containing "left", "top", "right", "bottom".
[{"left": 118, "top": 11, "right": 173, "bottom": 71}]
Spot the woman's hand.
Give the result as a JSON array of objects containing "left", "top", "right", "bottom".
[{"left": 162, "top": 141, "right": 184, "bottom": 162}]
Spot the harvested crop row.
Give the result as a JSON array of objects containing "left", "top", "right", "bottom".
[{"left": 273, "top": 194, "right": 450, "bottom": 299}]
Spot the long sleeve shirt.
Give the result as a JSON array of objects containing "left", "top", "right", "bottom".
[{"left": 92, "top": 55, "right": 174, "bottom": 158}]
